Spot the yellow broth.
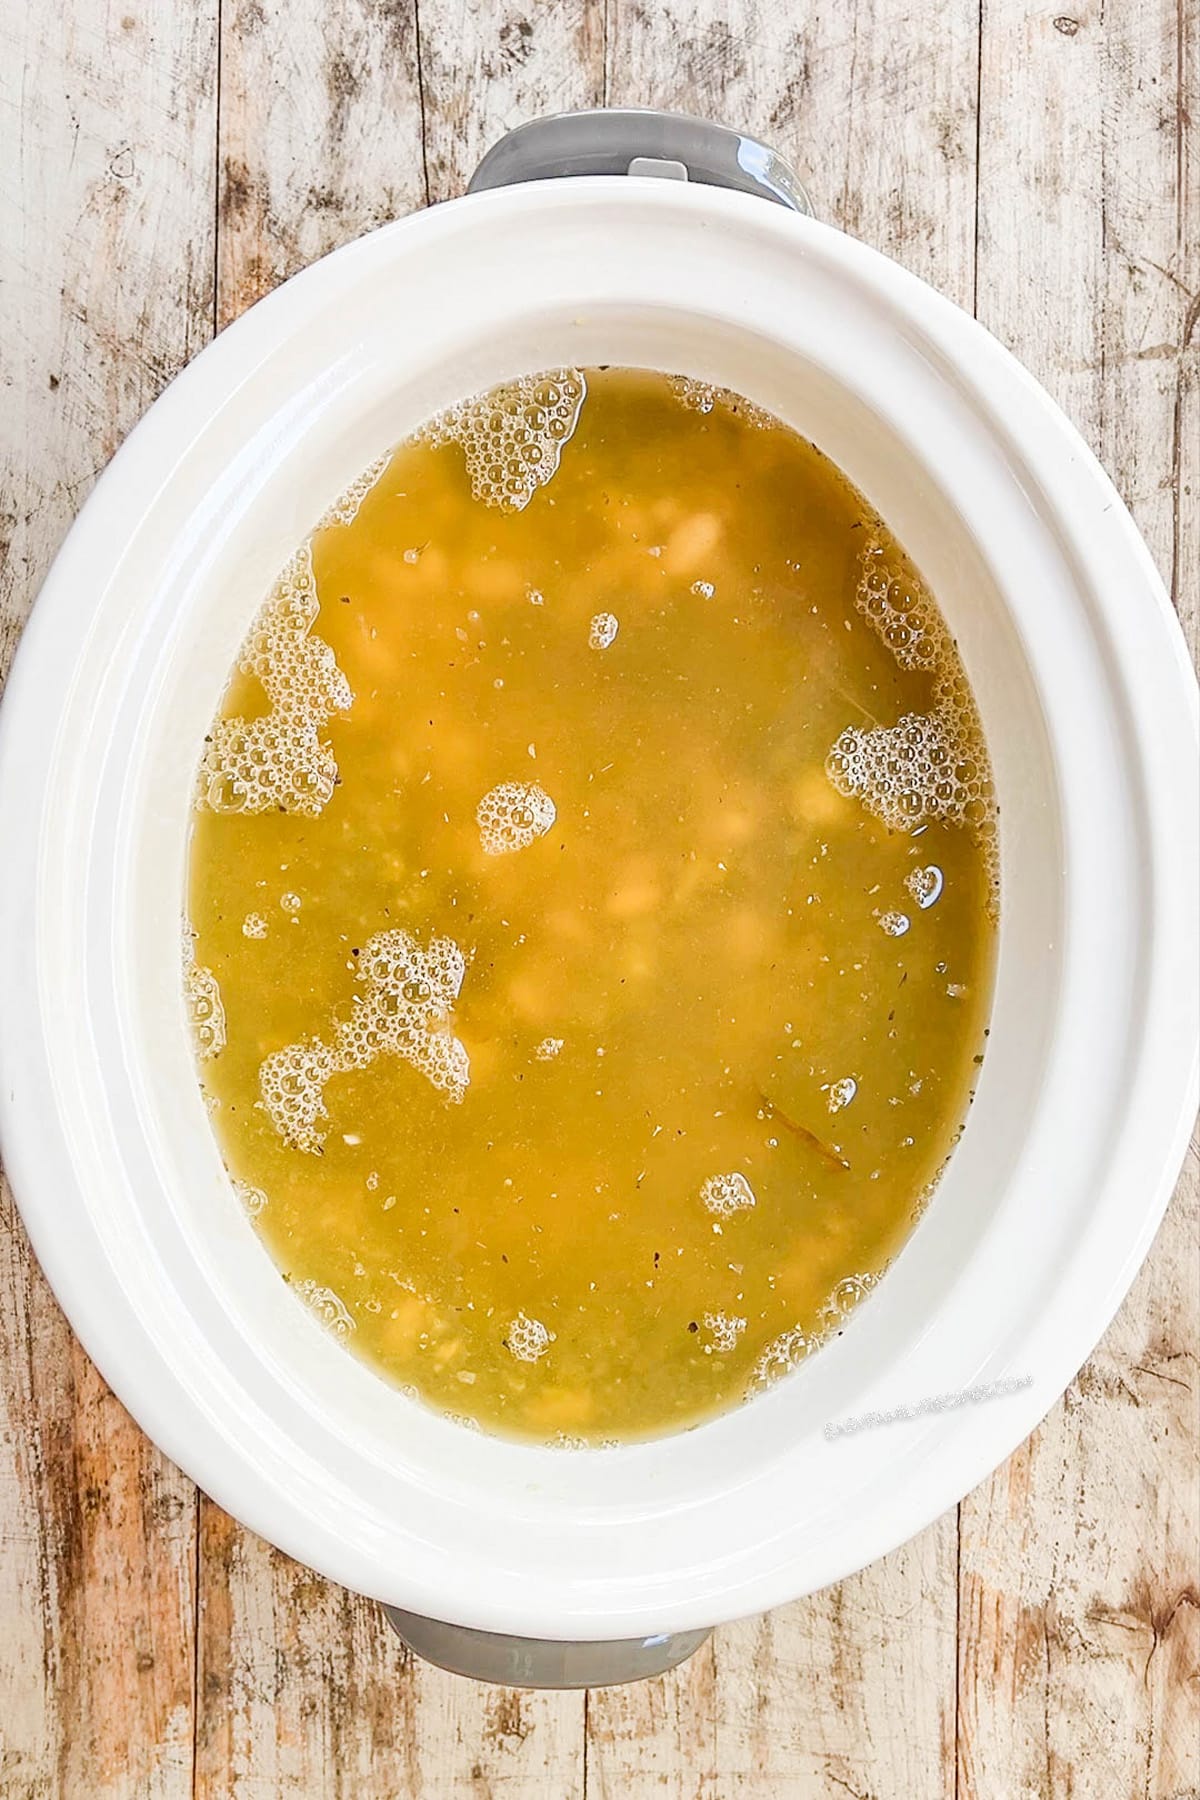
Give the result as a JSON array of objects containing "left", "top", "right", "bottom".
[{"left": 186, "top": 367, "right": 996, "bottom": 1443}]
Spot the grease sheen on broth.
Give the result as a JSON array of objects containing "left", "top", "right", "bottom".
[{"left": 186, "top": 367, "right": 997, "bottom": 1443}]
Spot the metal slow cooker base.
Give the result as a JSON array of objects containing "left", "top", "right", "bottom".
[
  {"left": 381, "top": 105, "right": 808, "bottom": 1689},
  {"left": 382, "top": 1607, "right": 713, "bottom": 1689}
]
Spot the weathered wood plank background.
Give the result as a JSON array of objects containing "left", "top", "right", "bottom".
[{"left": 1, "top": 0, "right": 1196, "bottom": 1793}]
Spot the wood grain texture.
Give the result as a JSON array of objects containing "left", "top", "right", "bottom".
[
  {"left": 588, "top": 1534, "right": 956, "bottom": 1800},
  {"left": 216, "top": 0, "right": 426, "bottom": 326},
  {"left": 417, "top": 0, "right": 604, "bottom": 202},
  {"left": 0, "top": 0, "right": 1196, "bottom": 1794},
  {"left": 0, "top": 0, "right": 214, "bottom": 1795},
  {"left": 195, "top": 1510, "right": 584, "bottom": 1799},
  {"left": 0, "top": 1185, "right": 195, "bottom": 1800},
  {"left": 1175, "top": 0, "right": 1200, "bottom": 665},
  {"left": 605, "top": 0, "right": 980, "bottom": 304},
  {"left": 960, "top": 0, "right": 1200, "bottom": 1792}
]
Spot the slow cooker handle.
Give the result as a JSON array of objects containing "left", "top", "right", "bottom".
[
  {"left": 467, "top": 107, "right": 812, "bottom": 215},
  {"left": 381, "top": 1604, "right": 712, "bottom": 1689}
]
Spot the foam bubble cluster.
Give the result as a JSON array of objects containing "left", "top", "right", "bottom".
[
  {"left": 744, "top": 1274, "right": 888, "bottom": 1396},
  {"left": 294, "top": 1279, "right": 355, "bottom": 1340},
  {"left": 477, "top": 781, "right": 556, "bottom": 857},
  {"left": 828, "top": 710, "right": 992, "bottom": 834},
  {"left": 668, "top": 375, "right": 777, "bottom": 429},
  {"left": 235, "top": 1180, "right": 267, "bottom": 1218},
  {"left": 854, "top": 543, "right": 942, "bottom": 670},
  {"left": 700, "top": 1171, "right": 756, "bottom": 1216},
  {"left": 534, "top": 1036, "right": 563, "bottom": 1061},
  {"left": 748, "top": 1272, "right": 883, "bottom": 1399},
  {"left": 506, "top": 1311, "right": 552, "bottom": 1363},
  {"left": 819, "top": 1271, "right": 880, "bottom": 1324},
  {"left": 185, "top": 959, "right": 226, "bottom": 1059},
  {"left": 827, "top": 1077, "right": 857, "bottom": 1114},
  {"left": 748, "top": 1326, "right": 822, "bottom": 1395},
  {"left": 421, "top": 370, "right": 586, "bottom": 511},
  {"left": 199, "top": 547, "right": 352, "bottom": 818},
  {"left": 906, "top": 864, "right": 944, "bottom": 909},
  {"left": 319, "top": 452, "right": 388, "bottom": 529},
  {"left": 827, "top": 545, "right": 996, "bottom": 856},
  {"left": 260, "top": 928, "right": 469, "bottom": 1153},
  {"left": 588, "top": 611, "right": 619, "bottom": 649},
  {"left": 259, "top": 1039, "right": 337, "bottom": 1153},
  {"left": 702, "top": 1311, "right": 746, "bottom": 1353}
]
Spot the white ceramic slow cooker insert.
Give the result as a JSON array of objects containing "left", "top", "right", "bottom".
[{"left": 0, "top": 114, "right": 1196, "bottom": 1681}]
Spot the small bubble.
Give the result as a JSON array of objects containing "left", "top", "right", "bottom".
[
  {"left": 748, "top": 1326, "right": 819, "bottom": 1395},
  {"left": 699, "top": 1171, "right": 756, "bottom": 1217},
  {"left": 905, "top": 864, "right": 944, "bottom": 909},
  {"left": 185, "top": 963, "right": 226, "bottom": 1058},
  {"left": 320, "top": 455, "right": 388, "bottom": 530},
  {"left": 702, "top": 1312, "right": 747, "bottom": 1353},
  {"left": 477, "top": 781, "right": 556, "bottom": 857},
  {"left": 294, "top": 1280, "right": 354, "bottom": 1341},
  {"left": 819, "top": 1272, "right": 880, "bottom": 1324},
  {"left": 235, "top": 1181, "right": 267, "bottom": 1218},
  {"left": 506, "top": 1311, "right": 552, "bottom": 1363}
]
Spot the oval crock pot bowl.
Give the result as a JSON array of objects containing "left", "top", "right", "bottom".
[{"left": 0, "top": 176, "right": 1196, "bottom": 1644}]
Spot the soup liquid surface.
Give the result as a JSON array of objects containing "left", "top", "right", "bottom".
[{"left": 187, "top": 368, "right": 996, "bottom": 1443}]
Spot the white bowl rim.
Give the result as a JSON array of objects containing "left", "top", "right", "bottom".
[{"left": 0, "top": 177, "right": 1196, "bottom": 1636}]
